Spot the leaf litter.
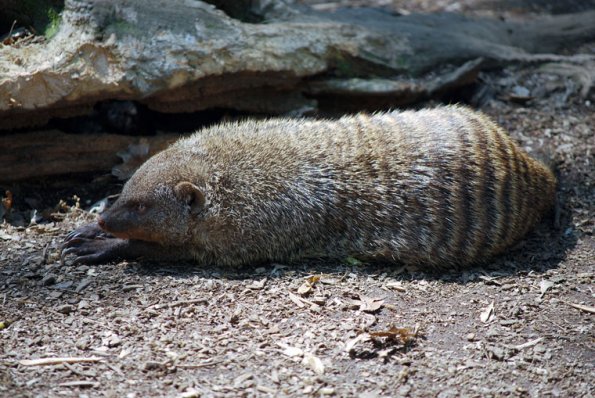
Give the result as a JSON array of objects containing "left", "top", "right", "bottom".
[{"left": 1, "top": 17, "right": 594, "bottom": 397}]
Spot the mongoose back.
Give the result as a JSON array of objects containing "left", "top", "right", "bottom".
[{"left": 63, "top": 106, "right": 556, "bottom": 269}]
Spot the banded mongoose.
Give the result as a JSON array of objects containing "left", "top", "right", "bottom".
[{"left": 62, "top": 106, "right": 556, "bottom": 268}]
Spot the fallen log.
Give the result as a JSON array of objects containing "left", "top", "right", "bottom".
[
  {"left": 0, "top": 1, "right": 594, "bottom": 129},
  {"left": 0, "top": 131, "right": 177, "bottom": 182}
]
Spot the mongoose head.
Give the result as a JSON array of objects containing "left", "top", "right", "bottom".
[{"left": 97, "top": 149, "right": 209, "bottom": 246}]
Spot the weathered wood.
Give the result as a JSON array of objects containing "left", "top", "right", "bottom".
[
  {"left": 0, "top": 131, "right": 177, "bottom": 182},
  {"left": 0, "top": 1, "right": 593, "bottom": 129}
]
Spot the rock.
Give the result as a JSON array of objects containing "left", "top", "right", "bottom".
[{"left": 56, "top": 304, "right": 74, "bottom": 314}]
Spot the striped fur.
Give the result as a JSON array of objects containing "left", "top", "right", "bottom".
[{"left": 110, "top": 105, "right": 556, "bottom": 268}]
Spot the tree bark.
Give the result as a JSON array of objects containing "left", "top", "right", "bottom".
[
  {"left": 0, "top": 131, "right": 177, "bottom": 182},
  {"left": 0, "top": 0, "right": 593, "bottom": 129}
]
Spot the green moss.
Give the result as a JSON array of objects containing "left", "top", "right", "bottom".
[
  {"left": 0, "top": 1, "right": 64, "bottom": 39},
  {"left": 43, "top": 7, "right": 61, "bottom": 39}
]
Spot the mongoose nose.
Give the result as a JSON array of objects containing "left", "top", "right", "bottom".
[{"left": 97, "top": 217, "right": 106, "bottom": 229}]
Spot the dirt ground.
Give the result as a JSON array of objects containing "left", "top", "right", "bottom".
[{"left": 1, "top": 1, "right": 594, "bottom": 398}]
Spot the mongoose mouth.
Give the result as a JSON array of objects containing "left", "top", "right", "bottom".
[
  {"left": 98, "top": 218, "right": 161, "bottom": 243},
  {"left": 107, "top": 228, "right": 163, "bottom": 243}
]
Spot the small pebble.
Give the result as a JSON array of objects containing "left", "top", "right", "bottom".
[
  {"left": 56, "top": 304, "right": 74, "bottom": 314},
  {"left": 41, "top": 274, "right": 57, "bottom": 286}
]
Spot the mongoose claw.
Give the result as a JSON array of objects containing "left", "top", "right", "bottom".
[
  {"left": 61, "top": 223, "right": 125, "bottom": 265},
  {"left": 63, "top": 223, "right": 111, "bottom": 244},
  {"left": 61, "top": 237, "right": 126, "bottom": 265}
]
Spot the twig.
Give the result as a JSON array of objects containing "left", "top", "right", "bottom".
[
  {"left": 19, "top": 357, "right": 102, "bottom": 366},
  {"left": 563, "top": 301, "right": 595, "bottom": 314},
  {"left": 149, "top": 298, "right": 209, "bottom": 310},
  {"left": 64, "top": 362, "right": 96, "bottom": 377},
  {"left": 7, "top": 20, "right": 17, "bottom": 39},
  {"left": 177, "top": 360, "right": 225, "bottom": 369},
  {"left": 513, "top": 337, "right": 543, "bottom": 350},
  {"left": 58, "top": 381, "right": 100, "bottom": 388}
]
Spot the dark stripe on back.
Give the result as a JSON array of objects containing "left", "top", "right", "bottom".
[
  {"left": 378, "top": 114, "right": 407, "bottom": 235},
  {"left": 466, "top": 114, "right": 493, "bottom": 257},
  {"left": 493, "top": 131, "right": 514, "bottom": 249},
  {"left": 358, "top": 115, "right": 380, "bottom": 181},
  {"left": 513, "top": 148, "right": 531, "bottom": 239},
  {"left": 477, "top": 115, "right": 503, "bottom": 254},
  {"left": 450, "top": 113, "right": 475, "bottom": 260},
  {"left": 505, "top": 139, "right": 522, "bottom": 246},
  {"left": 400, "top": 115, "right": 432, "bottom": 253},
  {"left": 426, "top": 117, "right": 455, "bottom": 262}
]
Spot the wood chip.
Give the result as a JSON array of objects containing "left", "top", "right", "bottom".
[
  {"left": 539, "top": 280, "right": 555, "bottom": 297},
  {"left": 58, "top": 381, "right": 99, "bottom": 388},
  {"left": 179, "top": 389, "right": 201, "bottom": 398},
  {"left": 282, "top": 346, "right": 304, "bottom": 357},
  {"left": 479, "top": 275, "right": 502, "bottom": 286},
  {"left": 20, "top": 357, "right": 102, "bottom": 366},
  {"left": 302, "top": 352, "right": 324, "bottom": 375},
  {"left": 177, "top": 360, "right": 224, "bottom": 369},
  {"left": 480, "top": 301, "right": 495, "bottom": 323},
  {"left": 344, "top": 334, "right": 370, "bottom": 352},
  {"left": 288, "top": 292, "right": 306, "bottom": 308},
  {"left": 248, "top": 278, "right": 267, "bottom": 290},
  {"left": 150, "top": 298, "right": 209, "bottom": 310},
  {"left": 75, "top": 278, "right": 93, "bottom": 293},
  {"left": 385, "top": 281, "right": 406, "bottom": 292}
]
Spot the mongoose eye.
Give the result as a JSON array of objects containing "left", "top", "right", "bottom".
[{"left": 136, "top": 203, "right": 147, "bottom": 213}]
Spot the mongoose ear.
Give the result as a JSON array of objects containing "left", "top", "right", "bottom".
[{"left": 174, "top": 181, "right": 205, "bottom": 213}]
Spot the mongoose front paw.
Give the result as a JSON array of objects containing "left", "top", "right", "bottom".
[{"left": 62, "top": 223, "right": 126, "bottom": 265}]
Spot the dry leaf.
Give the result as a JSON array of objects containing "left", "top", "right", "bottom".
[
  {"left": 369, "top": 326, "right": 415, "bottom": 343},
  {"left": 2, "top": 190, "right": 13, "bottom": 211},
  {"left": 344, "top": 333, "right": 371, "bottom": 352},
  {"left": 480, "top": 301, "right": 495, "bottom": 323},
  {"left": 297, "top": 282, "right": 312, "bottom": 295},
  {"left": 298, "top": 275, "right": 322, "bottom": 295},
  {"left": 539, "top": 280, "right": 555, "bottom": 297},
  {"left": 358, "top": 295, "right": 385, "bottom": 313},
  {"left": 302, "top": 352, "right": 324, "bottom": 375}
]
